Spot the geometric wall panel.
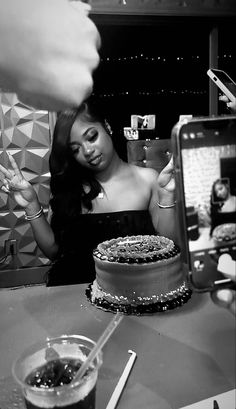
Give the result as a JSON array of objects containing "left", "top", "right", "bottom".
[
  {"left": 0, "top": 229, "right": 11, "bottom": 247},
  {"left": 0, "top": 192, "right": 9, "bottom": 210},
  {"left": 0, "top": 92, "right": 52, "bottom": 272}
]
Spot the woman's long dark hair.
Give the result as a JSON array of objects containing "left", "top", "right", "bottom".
[{"left": 49, "top": 97, "right": 126, "bottom": 240}]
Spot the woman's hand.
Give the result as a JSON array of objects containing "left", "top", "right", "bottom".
[
  {"left": 157, "top": 156, "right": 175, "bottom": 198},
  {"left": 219, "top": 95, "right": 236, "bottom": 113},
  {"left": 0, "top": 153, "right": 38, "bottom": 208},
  {"left": 211, "top": 254, "right": 236, "bottom": 316}
]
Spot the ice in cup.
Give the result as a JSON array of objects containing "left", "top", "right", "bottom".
[{"left": 12, "top": 335, "right": 103, "bottom": 409}]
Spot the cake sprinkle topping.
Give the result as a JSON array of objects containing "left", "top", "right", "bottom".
[{"left": 93, "top": 235, "right": 180, "bottom": 263}]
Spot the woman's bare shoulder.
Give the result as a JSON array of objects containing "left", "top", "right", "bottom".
[{"left": 129, "top": 164, "right": 158, "bottom": 182}]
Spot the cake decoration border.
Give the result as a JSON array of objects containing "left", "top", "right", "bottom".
[
  {"left": 93, "top": 234, "right": 180, "bottom": 264},
  {"left": 85, "top": 281, "right": 192, "bottom": 315}
]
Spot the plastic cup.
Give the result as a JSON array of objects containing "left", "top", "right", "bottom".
[{"left": 12, "top": 335, "right": 103, "bottom": 409}]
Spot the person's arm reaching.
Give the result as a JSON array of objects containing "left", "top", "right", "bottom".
[
  {"left": 0, "top": 0, "right": 101, "bottom": 111},
  {"left": 0, "top": 154, "right": 58, "bottom": 260}
]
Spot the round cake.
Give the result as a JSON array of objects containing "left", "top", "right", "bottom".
[
  {"left": 212, "top": 223, "right": 236, "bottom": 242},
  {"left": 86, "top": 235, "right": 192, "bottom": 315}
]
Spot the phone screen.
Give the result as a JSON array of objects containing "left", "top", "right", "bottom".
[{"left": 173, "top": 116, "right": 236, "bottom": 291}]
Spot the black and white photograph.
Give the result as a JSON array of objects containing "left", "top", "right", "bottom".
[{"left": 0, "top": 1, "right": 235, "bottom": 409}]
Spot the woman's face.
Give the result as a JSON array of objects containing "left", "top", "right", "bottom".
[
  {"left": 69, "top": 115, "right": 114, "bottom": 171},
  {"left": 214, "top": 182, "right": 229, "bottom": 200}
]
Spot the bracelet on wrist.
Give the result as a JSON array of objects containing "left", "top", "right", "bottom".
[
  {"left": 24, "top": 206, "right": 44, "bottom": 221},
  {"left": 157, "top": 201, "right": 176, "bottom": 209}
]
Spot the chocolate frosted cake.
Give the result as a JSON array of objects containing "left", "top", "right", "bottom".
[{"left": 86, "top": 235, "right": 192, "bottom": 315}]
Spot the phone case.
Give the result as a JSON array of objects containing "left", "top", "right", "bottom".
[{"left": 207, "top": 69, "right": 236, "bottom": 104}]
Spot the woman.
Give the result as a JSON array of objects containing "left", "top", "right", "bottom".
[
  {"left": 0, "top": 98, "right": 176, "bottom": 286},
  {"left": 210, "top": 178, "right": 236, "bottom": 236}
]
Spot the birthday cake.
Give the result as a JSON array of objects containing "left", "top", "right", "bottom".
[{"left": 86, "top": 235, "right": 192, "bottom": 315}]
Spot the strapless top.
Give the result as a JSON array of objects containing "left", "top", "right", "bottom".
[{"left": 47, "top": 210, "right": 156, "bottom": 286}]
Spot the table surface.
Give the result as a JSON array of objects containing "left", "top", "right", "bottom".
[
  {"left": 189, "top": 227, "right": 222, "bottom": 252},
  {"left": 0, "top": 283, "right": 235, "bottom": 409}
]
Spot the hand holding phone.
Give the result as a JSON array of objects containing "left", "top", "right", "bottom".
[
  {"left": 171, "top": 115, "right": 236, "bottom": 292},
  {"left": 211, "top": 255, "right": 236, "bottom": 315},
  {"left": 217, "top": 254, "right": 236, "bottom": 279},
  {"left": 219, "top": 95, "right": 236, "bottom": 113},
  {"left": 207, "top": 68, "right": 236, "bottom": 105}
]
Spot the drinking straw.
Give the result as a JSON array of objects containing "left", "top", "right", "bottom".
[
  {"left": 72, "top": 312, "right": 123, "bottom": 384},
  {"left": 105, "top": 349, "right": 137, "bottom": 409}
]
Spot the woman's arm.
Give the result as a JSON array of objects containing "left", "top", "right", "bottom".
[
  {"left": 0, "top": 154, "right": 58, "bottom": 260},
  {"left": 147, "top": 158, "right": 178, "bottom": 243},
  {"left": 149, "top": 187, "right": 178, "bottom": 243},
  {"left": 24, "top": 200, "right": 59, "bottom": 260}
]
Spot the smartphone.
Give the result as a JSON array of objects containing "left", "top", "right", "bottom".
[
  {"left": 207, "top": 68, "right": 236, "bottom": 104},
  {"left": 171, "top": 115, "right": 236, "bottom": 292}
]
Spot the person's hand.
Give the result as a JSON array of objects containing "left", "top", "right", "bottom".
[
  {"left": 211, "top": 254, "right": 236, "bottom": 316},
  {"left": 0, "top": 153, "right": 37, "bottom": 208},
  {"left": 0, "top": 0, "right": 101, "bottom": 111},
  {"left": 157, "top": 155, "right": 175, "bottom": 196},
  {"left": 219, "top": 95, "right": 236, "bottom": 113},
  {"left": 211, "top": 287, "right": 236, "bottom": 316}
]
